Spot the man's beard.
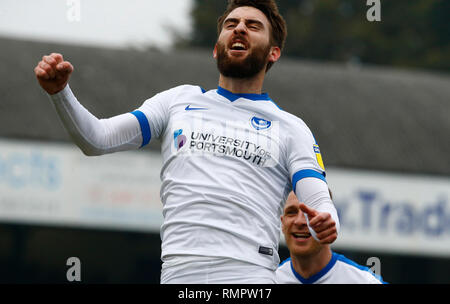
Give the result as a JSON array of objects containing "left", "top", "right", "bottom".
[{"left": 216, "top": 41, "right": 271, "bottom": 79}]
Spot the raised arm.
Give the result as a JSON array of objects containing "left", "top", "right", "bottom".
[
  {"left": 34, "top": 53, "right": 143, "bottom": 156},
  {"left": 287, "top": 120, "right": 340, "bottom": 244}
]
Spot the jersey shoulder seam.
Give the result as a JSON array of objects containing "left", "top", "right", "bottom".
[{"left": 335, "top": 253, "right": 385, "bottom": 283}]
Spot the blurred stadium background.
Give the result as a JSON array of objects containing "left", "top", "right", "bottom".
[{"left": 0, "top": 0, "right": 449, "bottom": 283}]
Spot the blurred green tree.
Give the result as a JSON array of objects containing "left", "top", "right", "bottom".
[{"left": 175, "top": 0, "right": 449, "bottom": 72}]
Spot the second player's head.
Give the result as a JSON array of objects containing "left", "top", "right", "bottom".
[
  {"left": 281, "top": 192, "right": 329, "bottom": 258},
  {"left": 214, "top": 0, "right": 287, "bottom": 78}
]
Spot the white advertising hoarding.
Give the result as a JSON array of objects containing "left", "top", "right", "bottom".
[
  {"left": 1, "top": 138, "right": 449, "bottom": 257},
  {"left": 327, "top": 168, "right": 450, "bottom": 257},
  {"left": 0, "top": 138, "right": 163, "bottom": 232}
]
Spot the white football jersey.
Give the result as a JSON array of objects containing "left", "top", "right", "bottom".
[
  {"left": 276, "top": 252, "right": 386, "bottom": 284},
  {"left": 132, "top": 85, "right": 327, "bottom": 270}
]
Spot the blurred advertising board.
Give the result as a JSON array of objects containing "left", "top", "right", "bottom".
[
  {"left": 0, "top": 138, "right": 163, "bottom": 232},
  {"left": 328, "top": 168, "right": 450, "bottom": 257}
]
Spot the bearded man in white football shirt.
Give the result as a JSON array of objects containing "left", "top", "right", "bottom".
[
  {"left": 34, "top": 0, "right": 339, "bottom": 283},
  {"left": 277, "top": 192, "right": 386, "bottom": 284}
]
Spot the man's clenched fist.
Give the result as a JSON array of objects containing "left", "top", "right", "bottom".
[
  {"left": 299, "top": 203, "right": 338, "bottom": 244},
  {"left": 34, "top": 53, "right": 73, "bottom": 95}
]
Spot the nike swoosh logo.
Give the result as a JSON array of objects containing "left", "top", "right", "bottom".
[{"left": 185, "top": 105, "right": 208, "bottom": 111}]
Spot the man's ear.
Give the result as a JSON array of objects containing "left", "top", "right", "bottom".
[
  {"left": 268, "top": 46, "right": 281, "bottom": 64},
  {"left": 213, "top": 44, "right": 218, "bottom": 59}
]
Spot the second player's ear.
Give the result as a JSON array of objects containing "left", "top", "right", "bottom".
[{"left": 280, "top": 216, "right": 288, "bottom": 234}]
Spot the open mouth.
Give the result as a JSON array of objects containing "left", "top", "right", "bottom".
[
  {"left": 292, "top": 232, "right": 311, "bottom": 239},
  {"left": 230, "top": 42, "right": 248, "bottom": 51}
]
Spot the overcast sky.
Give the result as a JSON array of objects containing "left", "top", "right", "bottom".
[{"left": 0, "top": 0, "right": 192, "bottom": 49}]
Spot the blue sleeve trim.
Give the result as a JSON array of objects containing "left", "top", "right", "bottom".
[
  {"left": 130, "top": 110, "right": 151, "bottom": 148},
  {"left": 292, "top": 169, "right": 327, "bottom": 193}
]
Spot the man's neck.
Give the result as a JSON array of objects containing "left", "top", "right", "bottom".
[
  {"left": 291, "top": 247, "right": 332, "bottom": 279},
  {"left": 218, "top": 71, "right": 265, "bottom": 94}
]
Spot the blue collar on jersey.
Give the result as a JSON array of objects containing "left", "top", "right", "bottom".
[
  {"left": 217, "top": 86, "right": 271, "bottom": 102},
  {"left": 290, "top": 251, "right": 338, "bottom": 284}
]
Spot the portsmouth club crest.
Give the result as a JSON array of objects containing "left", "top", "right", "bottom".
[
  {"left": 174, "top": 129, "right": 187, "bottom": 151},
  {"left": 251, "top": 117, "right": 272, "bottom": 130}
]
